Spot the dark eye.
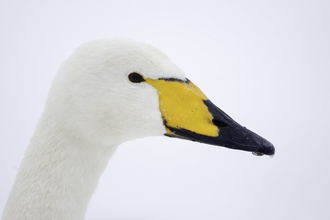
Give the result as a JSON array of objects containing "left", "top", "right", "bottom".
[{"left": 128, "top": 72, "right": 145, "bottom": 83}]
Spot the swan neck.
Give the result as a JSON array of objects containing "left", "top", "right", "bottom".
[{"left": 2, "top": 119, "right": 118, "bottom": 220}]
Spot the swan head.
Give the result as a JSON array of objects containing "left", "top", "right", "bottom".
[{"left": 46, "top": 38, "right": 274, "bottom": 156}]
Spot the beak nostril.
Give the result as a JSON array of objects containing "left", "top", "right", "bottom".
[{"left": 213, "top": 119, "right": 227, "bottom": 127}]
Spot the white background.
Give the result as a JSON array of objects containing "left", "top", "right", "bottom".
[{"left": 1, "top": 0, "right": 329, "bottom": 219}]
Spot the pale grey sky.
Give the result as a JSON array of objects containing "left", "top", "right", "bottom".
[{"left": 1, "top": 0, "right": 329, "bottom": 219}]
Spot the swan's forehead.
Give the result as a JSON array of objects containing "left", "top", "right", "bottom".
[
  {"left": 117, "top": 41, "right": 185, "bottom": 80},
  {"left": 77, "top": 38, "right": 186, "bottom": 80}
]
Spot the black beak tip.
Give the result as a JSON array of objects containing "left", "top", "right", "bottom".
[{"left": 253, "top": 138, "right": 275, "bottom": 156}]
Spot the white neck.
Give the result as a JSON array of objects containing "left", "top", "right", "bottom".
[{"left": 2, "top": 116, "right": 118, "bottom": 220}]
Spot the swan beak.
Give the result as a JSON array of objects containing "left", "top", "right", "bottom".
[{"left": 146, "top": 78, "right": 275, "bottom": 156}]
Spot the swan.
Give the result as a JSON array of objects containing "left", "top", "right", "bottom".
[{"left": 2, "top": 38, "right": 275, "bottom": 220}]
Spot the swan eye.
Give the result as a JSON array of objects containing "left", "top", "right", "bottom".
[{"left": 128, "top": 72, "right": 145, "bottom": 83}]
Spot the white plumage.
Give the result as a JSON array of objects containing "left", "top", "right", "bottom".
[{"left": 2, "top": 38, "right": 274, "bottom": 220}]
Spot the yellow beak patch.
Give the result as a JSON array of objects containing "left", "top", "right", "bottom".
[{"left": 146, "top": 78, "right": 219, "bottom": 137}]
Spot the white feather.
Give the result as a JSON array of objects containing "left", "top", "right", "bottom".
[{"left": 2, "top": 38, "right": 185, "bottom": 220}]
